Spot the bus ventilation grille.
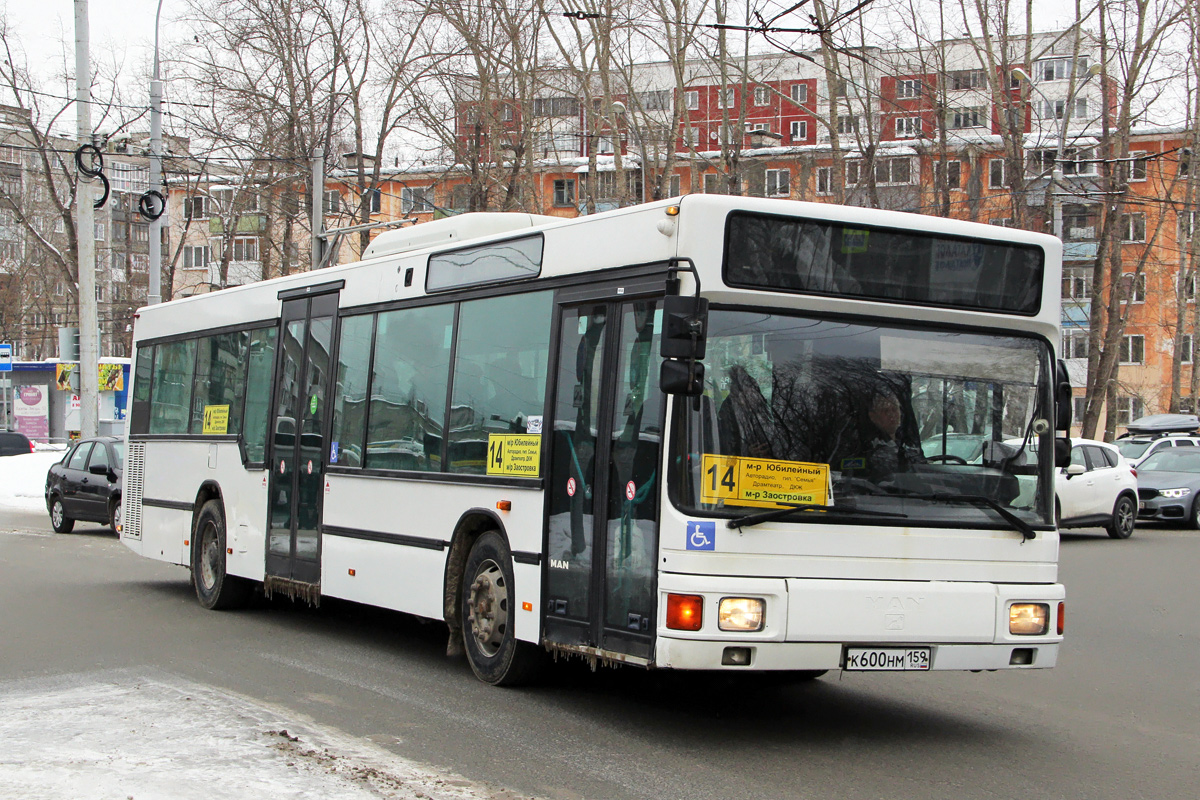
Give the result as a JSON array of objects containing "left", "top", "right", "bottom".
[{"left": 125, "top": 440, "right": 145, "bottom": 539}]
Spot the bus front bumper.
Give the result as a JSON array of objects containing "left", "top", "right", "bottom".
[{"left": 654, "top": 573, "right": 1064, "bottom": 672}]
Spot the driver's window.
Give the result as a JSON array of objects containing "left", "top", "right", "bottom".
[
  {"left": 1068, "top": 446, "right": 1087, "bottom": 471},
  {"left": 1085, "top": 445, "right": 1112, "bottom": 470},
  {"left": 68, "top": 444, "right": 92, "bottom": 471},
  {"left": 88, "top": 444, "right": 110, "bottom": 471}
]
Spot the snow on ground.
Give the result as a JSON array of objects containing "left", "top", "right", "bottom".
[
  {"left": 0, "top": 449, "right": 68, "bottom": 513},
  {"left": 0, "top": 671, "right": 531, "bottom": 800}
]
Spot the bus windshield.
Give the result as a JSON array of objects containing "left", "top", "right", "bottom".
[{"left": 669, "top": 310, "right": 1054, "bottom": 529}]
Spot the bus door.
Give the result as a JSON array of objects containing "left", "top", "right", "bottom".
[
  {"left": 544, "top": 291, "right": 665, "bottom": 661},
  {"left": 266, "top": 291, "right": 339, "bottom": 590}
]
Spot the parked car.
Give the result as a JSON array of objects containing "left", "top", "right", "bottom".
[
  {"left": 1056, "top": 438, "right": 1139, "bottom": 539},
  {"left": 1115, "top": 413, "right": 1200, "bottom": 468},
  {"left": 0, "top": 431, "right": 34, "bottom": 456},
  {"left": 45, "top": 436, "right": 124, "bottom": 534},
  {"left": 1134, "top": 448, "right": 1200, "bottom": 527}
]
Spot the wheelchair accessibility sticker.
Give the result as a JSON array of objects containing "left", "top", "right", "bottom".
[{"left": 686, "top": 521, "right": 716, "bottom": 551}]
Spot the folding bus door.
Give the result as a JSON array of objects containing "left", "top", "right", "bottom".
[
  {"left": 266, "top": 290, "right": 338, "bottom": 591},
  {"left": 544, "top": 290, "right": 666, "bottom": 661}
]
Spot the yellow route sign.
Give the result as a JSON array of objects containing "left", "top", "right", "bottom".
[
  {"left": 486, "top": 434, "right": 541, "bottom": 477},
  {"left": 700, "top": 454, "right": 830, "bottom": 508},
  {"left": 202, "top": 404, "right": 230, "bottom": 435}
]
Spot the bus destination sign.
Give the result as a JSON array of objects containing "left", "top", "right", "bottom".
[
  {"left": 486, "top": 434, "right": 541, "bottom": 477},
  {"left": 700, "top": 454, "right": 830, "bottom": 508}
]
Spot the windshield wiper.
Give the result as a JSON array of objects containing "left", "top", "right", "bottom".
[
  {"left": 728, "top": 502, "right": 908, "bottom": 530},
  {"left": 889, "top": 491, "right": 1038, "bottom": 541}
]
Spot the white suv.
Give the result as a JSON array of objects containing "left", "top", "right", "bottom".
[
  {"left": 1116, "top": 434, "right": 1200, "bottom": 469},
  {"left": 1057, "top": 439, "right": 1139, "bottom": 539}
]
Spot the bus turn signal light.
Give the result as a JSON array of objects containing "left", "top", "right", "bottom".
[
  {"left": 496, "top": 500, "right": 511, "bottom": 511},
  {"left": 1057, "top": 602, "right": 1065, "bottom": 635},
  {"left": 666, "top": 593, "right": 703, "bottom": 631}
]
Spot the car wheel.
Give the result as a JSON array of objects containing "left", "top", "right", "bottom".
[
  {"left": 49, "top": 496, "right": 74, "bottom": 534},
  {"left": 191, "top": 500, "right": 253, "bottom": 610},
  {"left": 109, "top": 497, "right": 122, "bottom": 535},
  {"left": 1106, "top": 495, "right": 1136, "bottom": 539},
  {"left": 461, "top": 531, "right": 541, "bottom": 686},
  {"left": 1190, "top": 498, "right": 1200, "bottom": 530}
]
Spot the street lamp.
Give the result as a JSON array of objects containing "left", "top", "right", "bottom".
[{"left": 1011, "top": 62, "right": 1103, "bottom": 240}]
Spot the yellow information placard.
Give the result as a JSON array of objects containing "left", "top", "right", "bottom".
[
  {"left": 202, "top": 404, "right": 230, "bottom": 435},
  {"left": 700, "top": 454, "right": 830, "bottom": 508},
  {"left": 486, "top": 434, "right": 542, "bottom": 477}
]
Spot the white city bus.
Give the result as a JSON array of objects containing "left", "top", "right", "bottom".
[{"left": 122, "top": 195, "right": 1068, "bottom": 685}]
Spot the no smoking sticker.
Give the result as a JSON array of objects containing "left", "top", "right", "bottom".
[
  {"left": 625, "top": 481, "right": 636, "bottom": 501},
  {"left": 566, "top": 477, "right": 576, "bottom": 497}
]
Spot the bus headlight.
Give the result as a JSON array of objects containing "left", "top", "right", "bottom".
[
  {"left": 718, "top": 597, "right": 765, "bottom": 631},
  {"left": 1009, "top": 603, "right": 1049, "bottom": 635}
]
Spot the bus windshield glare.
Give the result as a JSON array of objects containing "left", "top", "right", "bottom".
[{"left": 669, "top": 310, "right": 1054, "bottom": 529}]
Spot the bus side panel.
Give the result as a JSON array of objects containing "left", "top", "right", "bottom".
[
  {"left": 320, "top": 475, "right": 544, "bottom": 642},
  {"left": 212, "top": 445, "right": 268, "bottom": 582},
  {"left": 139, "top": 441, "right": 200, "bottom": 566}
]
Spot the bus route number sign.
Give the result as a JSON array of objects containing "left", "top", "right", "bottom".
[
  {"left": 203, "top": 404, "right": 230, "bottom": 435},
  {"left": 486, "top": 434, "right": 541, "bottom": 477},
  {"left": 700, "top": 454, "right": 829, "bottom": 508}
]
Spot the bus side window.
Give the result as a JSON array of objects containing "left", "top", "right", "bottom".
[
  {"left": 129, "top": 345, "right": 154, "bottom": 435},
  {"left": 149, "top": 339, "right": 196, "bottom": 435},
  {"left": 243, "top": 327, "right": 277, "bottom": 463}
]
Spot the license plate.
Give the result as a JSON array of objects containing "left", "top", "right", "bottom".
[
  {"left": 844, "top": 647, "right": 931, "bottom": 671},
  {"left": 1139, "top": 501, "right": 1146, "bottom": 510}
]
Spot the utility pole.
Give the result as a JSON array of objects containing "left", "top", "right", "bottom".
[
  {"left": 75, "top": 0, "right": 99, "bottom": 438},
  {"left": 311, "top": 149, "right": 325, "bottom": 270},
  {"left": 147, "top": 0, "right": 165, "bottom": 306}
]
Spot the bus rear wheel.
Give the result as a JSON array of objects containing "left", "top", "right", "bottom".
[
  {"left": 192, "top": 500, "right": 252, "bottom": 610},
  {"left": 461, "top": 531, "right": 540, "bottom": 686}
]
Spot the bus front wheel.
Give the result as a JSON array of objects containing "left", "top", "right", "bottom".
[
  {"left": 191, "top": 500, "right": 252, "bottom": 610},
  {"left": 461, "top": 531, "right": 540, "bottom": 686}
]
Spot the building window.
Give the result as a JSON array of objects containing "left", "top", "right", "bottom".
[
  {"left": 790, "top": 83, "right": 808, "bottom": 104},
  {"left": 873, "top": 157, "right": 913, "bottom": 185},
  {"left": 532, "top": 96, "right": 580, "bottom": 118},
  {"left": 836, "top": 116, "right": 861, "bottom": 136},
  {"left": 845, "top": 160, "right": 861, "bottom": 186},
  {"left": 947, "top": 69, "right": 985, "bottom": 91},
  {"left": 183, "top": 245, "right": 210, "bottom": 270},
  {"left": 1036, "top": 56, "right": 1090, "bottom": 82},
  {"left": 1038, "top": 97, "right": 1088, "bottom": 121},
  {"left": 1062, "top": 328, "right": 1089, "bottom": 360},
  {"left": 232, "top": 236, "right": 259, "bottom": 262},
  {"left": 401, "top": 186, "right": 434, "bottom": 214},
  {"left": 1119, "top": 334, "right": 1145, "bottom": 365},
  {"left": 718, "top": 88, "right": 736, "bottom": 109},
  {"left": 500, "top": 104, "right": 514, "bottom": 122},
  {"left": 1116, "top": 395, "right": 1145, "bottom": 426},
  {"left": 1121, "top": 272, "right": 1146, "bottom": 303},
  {"left": 703, "top": 173, "right": 721, "bottom": 194},
  {"left": 1122, "top": 213, "right": 1147, "bottom": 243},
  {"left": 754, "top": 86, "right": 771, "bottom": 106},
  {"left": 1063, "top": 266, "right": 1093, "bottom": 299},
  {"left": 1063, "top": 204, "right": 1099, "bottom": 241},
  {"left": 816, "top": 166, "right": 832, "bottom": 195},
  {"left": 989, "top": 158, "right": 1006, "bottom": 188},
  {"left": 1125, "top": 151, "right": 1148, "bottom": 182},
  {"left": 364, "top": 188, "right": 382, "bottom": 214},
  {"left": 636, "top": 90, "right": 672, "bottom": 111},
  {"left": 1182, "top": 334, "right": 1193, "bottom": 364},
  {"left": 947, "top": 106, "right": 985, "bottom": 129},
  {"left": 323, "top": 190, "right": 341, "bottom": 214},
  {"left": 669, "top": 174, "right": 681, "bottom": 197},
  {"left": 685, "top": 90, "right": 699, "bottom": 110},
  {"left": 895, "top": 79, "right": 924, "bottom": 99},
  {"left": 94, "top": 222, "right": 106, "bottom": 241},
  {"left": 1072, "top": 396, "right": 1088, "bottom": 422},
  {"left": 933, "top": 160, "right": 962, "bottom": 191},
  {"left": 895, "top": 116, "right": 922, "bottom": 138},
  {"left": 553, "top": 178, "right": 576, "bottom": 207},
  {"left": 789, "top": 120, "right": 808, "bottom": 142},
  {"left": 765, "top": 169, "right": 790, "bottom": 197},
  {"left": 989, "top": 217, "right": 1014, "bottom": 227},
  {"left": 184, "top": 196, "right": 208, "bottom": 220}
]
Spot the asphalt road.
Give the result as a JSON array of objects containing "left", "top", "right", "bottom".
[{"left": 2, "top": 508, "right": 1197, "bottom": 800}]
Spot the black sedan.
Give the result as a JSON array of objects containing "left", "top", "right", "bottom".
[
  {"left": 45, "top": 436, "right": 124, "bottom": 534},
  {"left": 1135, "top": 448, "right": 1200, "bottom": 527}
]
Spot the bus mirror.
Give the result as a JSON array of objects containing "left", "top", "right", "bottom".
[
  {"left": 1056, "top": 359, "right": 1072, "bottom": 431},
  {"left": 1054, "top": 437, "right": 1071, "bottom": 469},
  {"left": 660, "top": 295, "right": 708, "bottom": 360},
  {"left": 661, "top": 359, "right": 705, "bottom": 396}
]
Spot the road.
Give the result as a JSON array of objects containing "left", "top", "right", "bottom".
[{"left": 1, "top": 508, "right": 1197, "bottom": 800}]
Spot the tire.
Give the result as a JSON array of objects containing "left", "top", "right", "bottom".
[
  {"left": 191, "top": 500, "right": 252, "bottom": 610},
  {"left": 1106, "top": 495, "right": 1136, "bottom": 539},
  {"left": 49, "top": 496, "right": 74, "bottom": 534},
  {"left": 1190, "top": 498, "right": 1200, "bottom": 530},
  {"left": 461, "top": 531, "right": 541, "bottom": 686},
  {"left": 109, "top": 497, "right": 122, "bottom": 535}
]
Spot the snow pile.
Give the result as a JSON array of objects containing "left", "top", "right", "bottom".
[
  {"left": 0, "top": 450, "right": 66, "bottom": 512},
  {"left": 0, "top": 672, "right": 529, "bottom": 800}
]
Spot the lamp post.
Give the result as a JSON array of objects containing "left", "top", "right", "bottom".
[
  {"left": 147, "top": 0, "right": 165, "bottom": 305},
  {"left": 1011, "top": 62, "right": 1103, "bottom": 241}
]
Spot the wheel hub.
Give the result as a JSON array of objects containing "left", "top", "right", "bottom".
[{"left": 467, "top": 561, "right": 508, "bottom": 657}]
